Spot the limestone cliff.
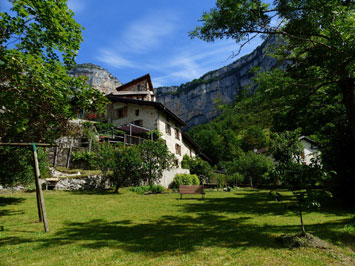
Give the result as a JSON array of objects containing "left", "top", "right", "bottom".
[
  {"left": 156, "top": 37, "right": 277, "bottom": 129},
  {"left": 69, "top": 63, "right": 122, "bottom": 95}
]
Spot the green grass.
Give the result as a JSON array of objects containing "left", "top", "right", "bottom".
[{"left": 0, "top": 189, "right": 354, "bottom": 265}]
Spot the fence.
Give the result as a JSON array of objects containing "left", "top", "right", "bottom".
[{"left": 49, "top": 134, "right": 147, "bottom": 168}]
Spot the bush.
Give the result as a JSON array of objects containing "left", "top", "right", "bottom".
[
  {"left": 228, "top": 172, "right": 244, "bottom": 187},
  {"left": 129, "top": 185, "right": 165, "bottom": 194},
  {"left": 150, "top": 184, "right": 164, "bottom": 194},
  {"left": 130, "top": 186, "right": 151, "bottom": 194},
  {"left": 170, "top": 173, "right": 200, "bottom": 189},
  {"left": 0, "top": 146, "right": 49, "bottom": 187},
  {"left": 71, "top": 151, "right": 96, "bottom": 170}
]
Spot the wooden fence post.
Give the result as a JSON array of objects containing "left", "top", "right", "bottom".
[
  {"left": 32, "top": 143, "right": 49, "bottom": 233},
  {"left": 66, "top": 137, "right": 73, "bottom": 168},
  {"left": 53, "top": 146, "right": 58, "bottom": 167}
]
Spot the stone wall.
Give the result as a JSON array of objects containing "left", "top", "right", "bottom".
[{"left": 54, "top": 175, "right": 110, "bottom": 190}]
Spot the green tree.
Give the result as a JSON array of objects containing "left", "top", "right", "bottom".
[
  {"left": 240, "top": 125, "right": 267, "bottom": 152},
  {"left": 139, "top": 139, "right": 175, "bottom": 186},
  {"left": 269, "top": 130, "right": 328, "bottom": 233},
  {"left": 236, "top": 151, "right": 273, "bottom": 188},
  {"left": 191, "top": 0, "right": 355, "bottom": 142},
  {"left": 112, "top": 145, "right": 142, "bottom": 193},
  {"left": 0, "top": 146, "right": 48, "bottom": 187},
  {"left": 0, "top": 0, "right": 107, "bottom": 143},
  {"left": 94, "top": 143, "right": 143, "bottom": 193},
  {"left": 181, "top": 155, "right": 213, "bottom": 184}
]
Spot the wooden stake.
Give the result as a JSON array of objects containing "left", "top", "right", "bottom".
[
  {"left": 53, "top": 146, "right": 58, "bottom": 167},
  {"left": 34, "top": 176, "right": 43, "bottom": 222},
  {"left": 66, "top": 137, "right": 73, "bottom": 168},
  {"left": 32, "top": 144, "right": 49, "bottom": 233}
]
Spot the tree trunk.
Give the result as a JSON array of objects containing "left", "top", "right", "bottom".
[
  {"left": 299, "top": 205, "right": 306, "bottom": 235},
  {"left": 114, "top": 183, "right": 120, "bottom": 193},
  {"left": 340, "top": 78, "right": 355, "bottom": 140}
]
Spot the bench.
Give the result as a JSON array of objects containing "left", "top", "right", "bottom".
[
  {"left": 45, "top": 178, "right": 59, "bottom": 190},
  {"left": 179, "top": 185, "right": 205, "bottom": 199}
]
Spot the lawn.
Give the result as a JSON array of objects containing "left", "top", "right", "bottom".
[{"left": 0, "top": 188, "right": 354, "bottom": 266}]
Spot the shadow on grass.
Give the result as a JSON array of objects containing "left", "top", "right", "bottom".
[
  {"left": 0, "top": 197, "right": 25, "bottom": 206},
  {"left": 2, "top": 190, "right": 354, "bottom": 254},
  {"left": 34, "top": 215, "right": 353, "bottom": 253}
]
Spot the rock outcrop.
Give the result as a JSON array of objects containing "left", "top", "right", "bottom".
[
  {"left": 69, "top": 63, "right": 122, "bottom": 95},
  {"left": 156, "top": 37, "right": 278, "bottom": 128}
]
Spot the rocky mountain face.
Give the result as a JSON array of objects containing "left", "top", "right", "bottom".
[
  {"left": 69, "top": 63, "right": 122, "bottom": 95},
  {"left": 156, "top": 37, "right": 278, "bottom": 129}
]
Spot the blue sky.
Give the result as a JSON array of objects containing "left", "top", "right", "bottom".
[{"left": 2, "top": 0, "right": 263, "bottom": 87}]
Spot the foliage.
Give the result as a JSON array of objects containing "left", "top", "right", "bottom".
[
  {"left": 129, "top": 184, "right": 165, "bottom": 194},
  {"left": 150, "top": 184, "right": 164, "bottom": 194},
  {"left": 191, "top": 0, "right": 355, "bottom": 203},
  {"left": 240, "top": 125, "right": 267, "bottom": 152},
  {"left": 71, "top": 151, "right": 96, "bottom": 170},
  {"left": 129, "top": 185, "right": 151, "bottom": 194},
  {"left": 0, "top": 0, "right": 107, "bottom": 143},
  {"left": 92, "top": 142, "right": 116, "bottom": 175},
  {"left": 0, "top": 146, "right": 48, "bottom": 187},
  {"left": 188, "top": 98, "right": 271, "bottom": 165},
  {"left": 170, "top": 173, "right": 200, "bottom": 189},
  {"left": 269, "top": 130, "right": 329, "bottom": 233},
  {"left": 94, "top": 143, "right": 142, "bottom": 193},
  {"left": 111, "top": 145, "right": 142, "bottom": 193},
  {"left": 138, "top": 139, "right": 175, "bottom": 186},
  {"left": 214, "top": 173, "right": 227, "bottom": 189},
  {"left": 232, "top": 151, "right": 273, "bottom": 188},
  {"left": 181, "top": 155, "right": 213, "bottom": 183}
]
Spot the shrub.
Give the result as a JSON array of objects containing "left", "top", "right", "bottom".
[
  {"left": 130, "top": 186, "right": 151, "bottom": 194},
  {"left": 71, "top": 151, "right": 96, "bottom": 170},
  {"left": 129, "top": 185, "right": 165, "bottom": 194},
  {"left": 150, "top": 184, "right": 164, "bottom": 194},
  {"left": 170, "top": 173, "right": 200, "bottom": 189}
]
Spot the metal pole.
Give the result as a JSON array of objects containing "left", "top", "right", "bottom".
[{"left": 32, "top": 143, "right": 49, "bottom": 233}]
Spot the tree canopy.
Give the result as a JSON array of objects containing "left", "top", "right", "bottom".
[
  {"left": 191, "top": 0, "right": 355, "bottom": 141},
  {"left": 0, "top": 0, "right": 106, "bottom": 143}
]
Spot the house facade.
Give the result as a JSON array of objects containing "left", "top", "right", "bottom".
[
  {"left": 299, "top": 136, "right": 320, "bottom": 165},
  {"left": 106, "top": 74, "right": 200, "bottom": 187}
]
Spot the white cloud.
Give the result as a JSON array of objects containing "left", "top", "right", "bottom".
[
  {"left": 121, "top": 10, "right": 179, "bottom": 53},
  {"left": 67, "top": 0, "right": 86, "bottom": 14},
  {"left": 96, "top": 49, "right": 136, "bottom": 69}
]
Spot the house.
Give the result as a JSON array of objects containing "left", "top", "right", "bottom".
[
  {"left": 106, "top": 74, "right": 201, "bottom": 187},
  {"left": 256, "top": 136, "right": 320, "bottom": 166},
  {"left": 298, "top": 136, "right": 320, "bottom": 165}
]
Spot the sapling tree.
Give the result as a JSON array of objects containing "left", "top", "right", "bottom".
[{"left": 269, "top": 131, "right": 327, "bottom": 234}]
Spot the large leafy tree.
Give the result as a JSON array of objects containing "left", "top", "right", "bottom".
[
  {"left": 190, "top": 0, "right": 355, "bottom": 141},
  {"left": 0, "top": 0, "right": 106, "bottom": 143},
  {"left": 139, "top": 139, "right": 175, "bottom": 186}
]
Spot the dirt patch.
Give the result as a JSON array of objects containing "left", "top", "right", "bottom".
[
  {"left": 277, "top": 232, "right": 355, "bottom": 265},
  {"left": 277, "top": 232, "right": 331, "bottom": 249}
]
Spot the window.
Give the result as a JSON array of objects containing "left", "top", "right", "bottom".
[
  {"left": 134, "top": 120, "right": 143, "bottom": 127},
  {"left": 137, "top": 85, "right": 141, "bottom": 91},
  {"left": 174, "top": 159, "right": 179, "bottom": 167},
  {"left": 115, "top": 106, "right": 127, "bottom": 119},
  {"left": 174, "top": 128, "right": 180, "bottom": 140},
  {"left": 175, "top": 144, "right": 181, "bottom": 155},
  {"left": 135, "top": 109, "right": 139, "bottom": 116},
  {"left": 165, "top": 123, "right": 171, "bottom": 135}
]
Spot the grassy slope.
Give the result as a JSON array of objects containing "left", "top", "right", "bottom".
[{"left": 0, "top": 189, "right": 354, "bottom": 266}]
